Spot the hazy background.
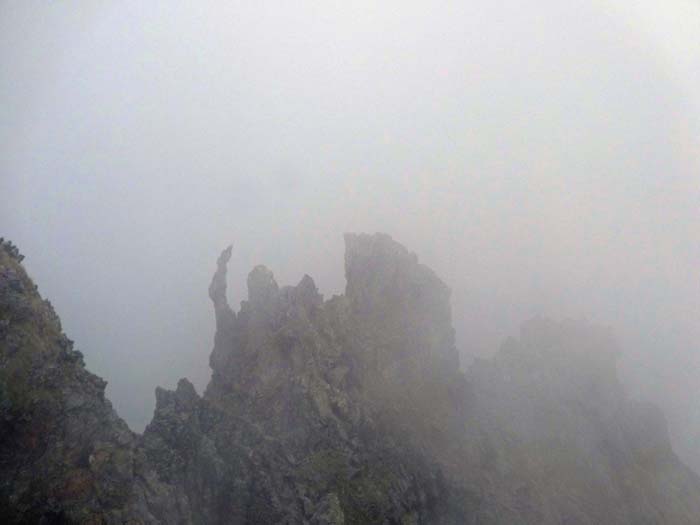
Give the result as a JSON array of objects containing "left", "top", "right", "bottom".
[{"left": 1, "top": 1, "right": 698, "bottom": 470}]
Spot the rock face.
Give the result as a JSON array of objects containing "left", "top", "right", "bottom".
[
  {"left": 2, "top": 234, "right": 700, "bottom": 523},
  {"left": 0, "top": 239, "right": 175, "bottom": 523}
]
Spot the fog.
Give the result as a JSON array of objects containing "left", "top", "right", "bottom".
[{"left": 2, "top": 1, "right": 698, "bottom": 470}]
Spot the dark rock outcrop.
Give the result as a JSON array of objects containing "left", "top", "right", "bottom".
[
  {"left": 2, "top": 235, "right": 700, "bottom": 523},
  {"left": 0, "top": 239, "right": 174, "bottom": 523}
]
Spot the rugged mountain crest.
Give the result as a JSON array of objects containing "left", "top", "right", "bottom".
[{"left": 1, "top": 235, "right": 700, "bottom": 524}]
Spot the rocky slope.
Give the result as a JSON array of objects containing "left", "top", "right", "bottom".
[
  {"left": 0, "top": 238, "right": 178, "bottom": 524},
  {"left": 1, "top": 234, "right": 699, "bottom": 524}
]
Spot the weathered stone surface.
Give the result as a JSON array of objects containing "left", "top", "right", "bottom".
[
  {"left": 0, "top": 239, "right": 173, "bottom": 524},
  {"left": 2, "top": 235, "right": 700, "bottom": 524}
]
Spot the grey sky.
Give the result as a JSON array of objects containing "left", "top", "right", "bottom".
[{"left": 2, "top": 0, "right": 699, "bottom": 468}]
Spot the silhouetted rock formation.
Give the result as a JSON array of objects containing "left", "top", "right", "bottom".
[
  {"left": 464, "top": 318, "right": 700, "bottom": 523},
  {"left": 1, "top": 234, "right": 699, "bottom": 523}
]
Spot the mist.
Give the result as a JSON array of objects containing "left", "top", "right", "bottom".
[{"left": 2, "top": 0, "right": 698, "bottom": 472}]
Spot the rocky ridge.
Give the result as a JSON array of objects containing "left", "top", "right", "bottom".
[{"left": 1, "top": 234, "right": 699, "bottom": 523}]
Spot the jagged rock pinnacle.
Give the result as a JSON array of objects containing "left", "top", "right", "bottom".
[
  {"left": 246, "top": 264, "right": 279, "bottom": 307},
  {"left": 343, "top": 232, "right": 459, "bottom": 372},
  {"left": 208, "top": 244, "right": 232, "bottom": 307},
  {"left": 208, "top": 244, "right": 235, "bottom": 329}
]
